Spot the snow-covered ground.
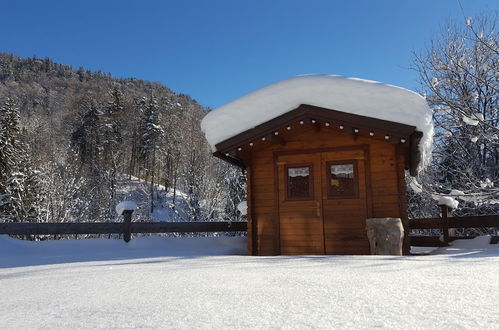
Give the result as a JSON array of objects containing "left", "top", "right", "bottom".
[
  {"left": 1, "top": 235, "right": 499, "bottom": 329},
  {"left": 115, "top": 175, "right": 192, "bottom": 222}
]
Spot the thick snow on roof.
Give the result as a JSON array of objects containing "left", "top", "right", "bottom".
[{"left": 201, "top": 75, "right": 434, "bottom": 168}]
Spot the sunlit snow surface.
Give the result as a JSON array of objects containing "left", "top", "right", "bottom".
[
  {"left": 115, "top": 200, "right": 138, "bottom": 215},
  {"left": 1, "top": 235, "right": 498, "bottom": 329}
]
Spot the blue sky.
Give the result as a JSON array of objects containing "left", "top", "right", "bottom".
[{"left": 1, "top": 0, "right": 497, "bottom": 108}]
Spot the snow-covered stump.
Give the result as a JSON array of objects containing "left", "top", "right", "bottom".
[
  {"left": 365, "top": 218, "right": 404, "bottom": 255},
  {"left": 116, "top": 201, "right": 138, "bottom": 243}
]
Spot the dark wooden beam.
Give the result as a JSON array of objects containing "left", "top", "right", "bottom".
[
  {"left": 0, "top": 222, "right": 123, "bottom": 235},
  {"left": 301, "top": 104, "right": 417, "bottom": 137},
  {"left": 214, "top": 104, "right": 418, "bottom": 153},
  {"left": 409, "top": 236, "right": 449, "bottom": 247},
  {"left": 410, "top": 235, "right": 499, "bottom": 247},
  {"left": 213, "top": 151, "right": 246, "bottom": 168},
  {"left": 439, "top": 204, "right": 451, "bottom": 245},
  {"left": 271, "top": 134, "right": 286, "bottom": 146},
  {"left": 129, "top": 222, "right": 247, "bottom": 233},
  {"left": 409, "top": 215, "right": 499, "bottom": 229},
  {"left": 0, "top": 221, "right": 248, "bottom": 235}
]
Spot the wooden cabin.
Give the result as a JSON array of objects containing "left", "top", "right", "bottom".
[{"left": 201, "top": 75, "right": 432, "bottom": 256}]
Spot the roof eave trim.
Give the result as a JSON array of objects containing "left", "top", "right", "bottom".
[{"left": 214, "top": 104, "right": 417, "bottom": 152}]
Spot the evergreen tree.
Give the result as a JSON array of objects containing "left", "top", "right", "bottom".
[
  {"left": 137, "top": 96, "right": 164, "bottom": 173},
  {"left": 71, "top": 102, "right": 104, "bottom": 168},
  {"left": 101, "top": 87, "right": 125, "bottom": 218},
  {"left": 0, "top": 98, "right": 46, "bottom": 222},
  {"left": 70, "top": 101, "right": 108, "bottom": 220},
  {"left": 0, "top": 98, "right": 21, "bottom": 177},
  {"left": 136, "top": 95, "right": 164, "bottom": 212}
]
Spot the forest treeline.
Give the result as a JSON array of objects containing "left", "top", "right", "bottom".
[{"left": 0, "top": 53, "right": 245, "bottom": 224}]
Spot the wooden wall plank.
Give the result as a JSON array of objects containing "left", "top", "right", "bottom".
[{"left": 247, "top": 124, "right": 409, "bottom": 255}]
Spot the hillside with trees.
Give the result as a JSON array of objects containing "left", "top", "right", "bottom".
[{"left": 0, "top": 53, "right": 245, "bottom": 225}]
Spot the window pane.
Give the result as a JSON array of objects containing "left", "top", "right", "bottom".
[
  {"left": 331, "top": 164, "right": 353, "bottom": 178},
  {"left": 287, "top": 166, "right": 312, "bottom": 199},
  {"left": 328, "top": 162, "right": 357, "bottom": 198}
]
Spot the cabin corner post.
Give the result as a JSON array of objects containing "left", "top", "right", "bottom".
[
  {"left": 396, "top": 144, "right": 411, "bottom": 255},
  {"left": 246, "top": 163, "right": 258, "bottom": 256}
]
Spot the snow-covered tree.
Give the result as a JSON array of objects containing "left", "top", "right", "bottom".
[
  {"left": 0, "top": 98, "right": 22, "bottom": 176},
  {"left": 0, "top": 98, "right": 46, "bottom": 223},
  {"left": 101, "top": 87, "right": 125, "bottom": 217},
  {"left": 411, "top": 14, "right": 498, "bottom": 219},
  {"left": 137, "top": 96, "right": 164, "bottom": 178},
  {"left": 135, "top": 96, "right": 165, "bottom": 212},
  {"left": 41, "top": 161, "right": 87, "bottom": 223},
  {"left": 70, "top": 101, "right": 109, "bottom": 220},
  {"left": 71, "top": 102, "right": 104, "bottom": 169}
]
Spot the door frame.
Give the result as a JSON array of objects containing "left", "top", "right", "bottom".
[{"left": 273, "top": 144, "right": 373, "bottom": 254}]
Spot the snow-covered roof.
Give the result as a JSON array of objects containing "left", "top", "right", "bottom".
[{"left": 201, "top": 74, "right": 433, "bottom": 169}]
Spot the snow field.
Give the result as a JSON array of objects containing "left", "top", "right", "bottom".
[{"left": 1, "top": 236, "right": 499, "bottom": 329}]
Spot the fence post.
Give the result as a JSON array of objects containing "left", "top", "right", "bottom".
[
  {"left": 438, "top": 204, "right": 450, "bottom": 245},
  {"left": 122, "top": 210, "right": 133, "bottom": 243}
]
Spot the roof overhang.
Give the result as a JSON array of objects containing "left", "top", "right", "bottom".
[{"left": 213, "top": 104, "right": 423, "bottom": 176}]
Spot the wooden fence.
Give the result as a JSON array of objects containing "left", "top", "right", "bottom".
[
  {"left": 0, "top": 211, "right": 247, "bottom": 243},
  {"left": 1, "top": 205, "right": 498, "bottom": 247},
  {"left": 409, "top": 204, "right": 499, "bottom": 246}
]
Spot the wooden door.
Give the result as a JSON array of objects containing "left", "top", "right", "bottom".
[
  {"left": 277, "top": 148, "right": 370, "bottom": 255},
  {"left": 321, "top": 149, "right": 370, "bottom": 254},
  {"left": 277, "top": 153, "right": 324, "bottom": 254}
]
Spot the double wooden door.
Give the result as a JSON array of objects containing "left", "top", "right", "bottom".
[{"left": 277, "top": 148, "right": 370, "bottom": 255}]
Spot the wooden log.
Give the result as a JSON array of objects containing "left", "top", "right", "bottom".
[
  {"left": 122, "top": 210, "right": 133, "bottom": 243},
  {"left": 409, "top": 236, "right": 448, "bottom": 247},
  {"left": 410, "top": 235, "right": 499, "bottom": 247},
  {"left": 439, "top": 204, "right": 450, "bottom": 245},
  {"left": 0, "top": 221, "right": 248, "bottom": 236},
  {"left": 409, "top": 215, "right": 499, "bottom": 229},
  {"left": 0, "top": 222, "right": 123, "bottom": 235},
  {"left": 129, "top": 221, "right": 247, "bottom": 233},
  {"left": 409, "top": 218, "right": 445, "bottom": 229}
]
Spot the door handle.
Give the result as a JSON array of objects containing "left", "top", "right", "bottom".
[{"left": 316, "top": 201, "right": 321, "bottom": 217}]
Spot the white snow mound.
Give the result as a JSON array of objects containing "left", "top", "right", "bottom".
[
  {"left": 116, "top": 200, "right": 138, "bottom": 215},
  {"left": 450, "top": 235, "right": 491, "bottom": 249},
  {"left": 237, "top": 201, "right": 248, "bottom": 215},
  {"left": 438, "top": 196, "right": 459, "bottom": 209},
  {"left": 450, "top": 189, "right": 465, "bottom": 196},
  {"left": 201, "top": 75, "right": 434, "bottom": 169}
]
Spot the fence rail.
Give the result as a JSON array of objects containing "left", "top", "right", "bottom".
[
  {"left": 409, "top": 215, "right": 499, "bottom": 230},
  {"left": 409, "top": 204, "right": 499, "bottom": 246},
  {"left": 0, "top": 220, "right": 248, "bottom": 240},
  {"left": 410, "top": 235, "right": 499, "bottom": 247},
  {"left": 0, "top": 204, "right": 247, "bottom": 244},
  {"left": 2, "top": 203, "right": 498, "bottom": 248}
]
